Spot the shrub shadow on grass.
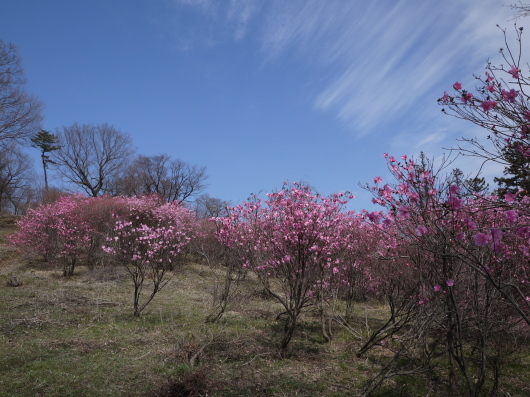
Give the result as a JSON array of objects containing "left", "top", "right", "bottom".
[{"left": 153, "top": 369, "right": 209, "bottom": 397}]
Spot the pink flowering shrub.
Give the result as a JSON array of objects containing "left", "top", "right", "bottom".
[
  {"left": 10, "top": 193, "right": 199, "bottom": 314},
  {"left": 334, "top": 219, "right": 382, "bottom": 320},
  {"left": 76, "top": 195, "right": 131, "bottom": 268},
  {"left": 216, "top": 182, "right": 357, "bottom": 354},
  {"left": 10, "top": 195, "right": 94, "bottom": 276},
  {"left": 362, "top": 153, "right": 529, "bottom": 394},
  {"left": 103, "top": 196, "right": 198, "bottom": 317},
  {"left": 436, "top": 26, "right": 530, "bottom": 325}
]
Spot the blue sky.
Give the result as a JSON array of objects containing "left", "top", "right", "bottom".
[{"left": 2, "top": 0, "right": 528, "bottom": 210}]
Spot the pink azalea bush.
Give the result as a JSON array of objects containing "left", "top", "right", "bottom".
[
  {"left": 103, "top": 195, "right": 198, "bottom": 316},
  {"left": 436, "top": 26, "right": 530, "bottom": 326},
  {"left": 215, "top": 182, "right": 358, "bottom": 354},
  {"left": 10, "top": 195, "right": 94, "bottom": 276},
  {"left": 10, "top": 194, "right": 199, "bottom": 316},
  {"left": 362, "top": 152, "right": 530, "bottom": 394},
  {"left": 76, "top": 195, "right": 131, "bottom": 268}
]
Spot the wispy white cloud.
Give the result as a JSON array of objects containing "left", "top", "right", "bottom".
[
  {"left": 256, "top": 0, "right": 528, "bottom": 136},
  {"left": 226, "top": 0, "right": 261, "bottom": 40},
  {"left": 171, "top": 0, "right": 261, "bottom": 40},
  {"left": 166, "top": 0, "right": 529, "bottom": 146},
  {"left": 173, "top": 0, "right": 217, "bottom": 16},
  {"left": 415, "top": 131, "right": 448, "bottom": 151}
]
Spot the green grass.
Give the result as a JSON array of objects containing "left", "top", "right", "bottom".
[
  {"left": 2, "top": 224, "right": 530, "bottom": 396},
  {"left": 0, "top": 250, "right": 374, "bottom": 396}
]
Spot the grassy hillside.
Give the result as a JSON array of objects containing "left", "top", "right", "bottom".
[{"left": 1, "top": 218, "right": 529, "bottom": 396}]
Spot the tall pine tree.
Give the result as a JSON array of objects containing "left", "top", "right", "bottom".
[
  {"left": 31, "top": 129, "right": 59, "bottom": 191},
  {"left": 465, "top": 176, "right": 489, "bottom": 196},
  {"left": 494, "top": 143, "right": 530, "bottom": 197}
]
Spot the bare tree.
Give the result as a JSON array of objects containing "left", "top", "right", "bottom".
[
  {"left": 8, "top": 183, "right": 38, "bottom": 215},
  {"left": 0, "top": 39, "right": 43, "bottom": 143},
  {"left": 193, "top": 194, "right": 230, "bottom": 219},
  {"left": 116, "top": 154, "right": 207, "bottom": 202},
  {"left": 52, "top": 123, "right": 135, "bottom": 197},
  {"left": 120, "top": 154, "right": 171, "bottom": 197},
  {"left": 166, "top": 159, "right": 207, "bottom": 202},
  {"left": 0, "top": 144, "right": 36, "bottom": 213}
]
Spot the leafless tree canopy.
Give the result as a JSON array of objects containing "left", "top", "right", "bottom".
[
  {"left": 116, "top": 154, "right": 207, "bottom": 202},
  {"left": 0, "top": 39, "right": 43, "bottom": 143},
  {"left": 52, "top": 123, "right": 135, "bottom": 197},
  {"left": 194, "top": 194, "right": 230, "bottom": 218},
  {"left": 0, "top": 144, "right": 36, "bottom": 213}
]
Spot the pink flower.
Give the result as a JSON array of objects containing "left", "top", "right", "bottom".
[
  {"left": 399, "top": 205, "right": 410, "bottom": 218},
  {"left": 504, "top": 192, "right": 516, "bottom": 203},
  {"left": 492, "top": 241, "right": 506, "bottom": 255},
  {"left": 461, "top": 92, "right": 473, "bottom": 104},
  {"left": 502, "top": 89, "right": 518, "bottom": 103},
  {"left": 480, "top": 100, "right": 496, "bottom": 112},
  {"left": 408, "top": 192, "right": 419, "bottom": 204},
  {"left": 367, "top": 212, "right": 381, "bottom": 222},
  {"left": 453, "top": 82, "right": 462, "bottom": 90},
  {"left": 374, "top": 176, "right": 383, "bottom": 184},
  {"left": 485, "top": 71, "right": 494, "bottom": 82},
  {"left": 401, "top": 154, "right": 407, "bottom": 160},
  {"left": 462, "top": 217, "right": 477, "bottom": 230},
  {"left": 486, "top": 85, "right": 495, "bottom": 92},
  {"left": 434, "top": 284, "right": 441, "bottom": 292},
  {"left": 441, "top": 91, "right": 450, "bottom": 104},
  {"left": 383, "top": 153, "right": 388, "bottom": 158},
  {"left": 509, "top": 65, "right": 520, "bottom": 79},
  {"left": 446, "top": 279, "right": 454, "bottom": 287},
  {"left": 382, "top": 184, "right": 394, "bottom": 199},
  {"left": 447, "top": 196, "right": 463, "bottom": 210},
  {"left": 416, "top": 225, "right": 428, "bottom": 236},
  {"left": 491, "top": 228, "right": 503, "bottom": 243},
  {"left": 473, "top": 232, "right": 491, "bottom": 246},
  {"left": 505, "top": 210, "right": 518, "bottom": 224},
  {"left": 517, "top": 226, "right": 530, "bottom": 238},
  {"left": 382, "top": 217, "right": 393, "bottom": 226}
]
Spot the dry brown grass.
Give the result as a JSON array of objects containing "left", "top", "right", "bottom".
[{"left": 1, "top": 226, "right": 530, "bottom": 396}]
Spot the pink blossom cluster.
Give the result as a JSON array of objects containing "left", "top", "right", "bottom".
[
  {"left": 9, "top": 195, "right": 95, "bottom": 275},
  {"left": 438, "top": 44, "right": 530, "bottom": 163},
  {"left": 365, "top": 153, "right": 530, "bottom": 326},
  {"left": 102, "top": 197, "right": 198, "bottom": 269},
  {"left": 215, "top": 182, "right": 362, "bottom": 350},
  {"left": 10, "top": 194, "right": 198, "bottom": 278},
  {"left": 216, "top": 183, "right": 358, "bottom": 289}
]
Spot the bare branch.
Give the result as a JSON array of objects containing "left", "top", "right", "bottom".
[
  {"left": 52, "top": 123, "right": 135, "bottom": 197},
  {"left": 0, "top": 39, "right": 43, "bottom": 143}
]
